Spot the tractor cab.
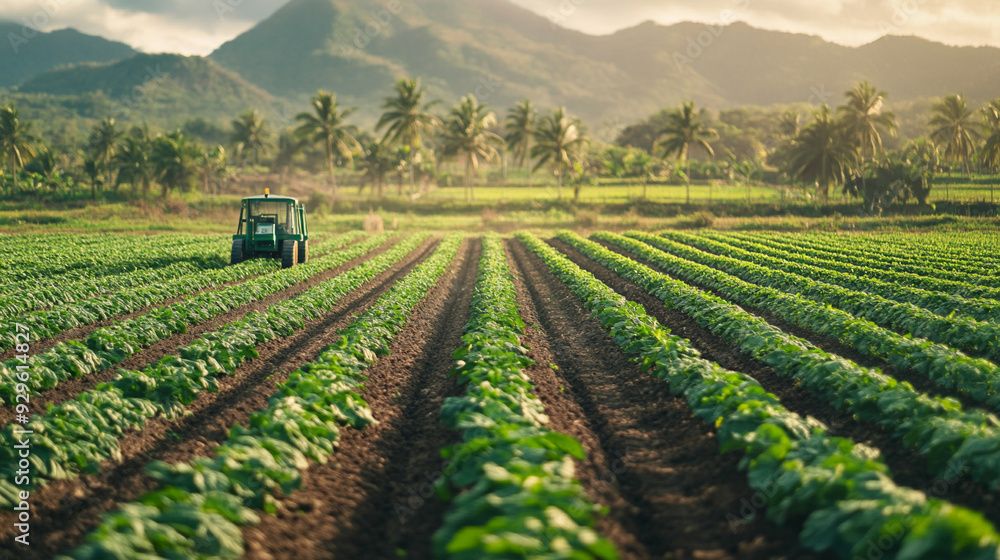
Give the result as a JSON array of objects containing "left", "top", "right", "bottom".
[{"left": 231, "top": 189, "right": 309, "bottom": 268}]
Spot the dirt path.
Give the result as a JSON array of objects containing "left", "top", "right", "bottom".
[
  {"left": 0, "top": 237, "right": 437, "bottom": 560},
  {"left": 550, "top": 239, "right": 1000, "bottom": 530},
  {"left": 506, "top": 238, "right": 829, "bottom": 560},
  {"left": 243, "top": 237, "right": 480, "bottom": 560},
  {"left": 0, "top": 236, "right": 394, "bottom": 427}
]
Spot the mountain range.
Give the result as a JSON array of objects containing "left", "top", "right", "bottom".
[{"left": 4, "top": 0, "right": 1000, "bottom": 133}]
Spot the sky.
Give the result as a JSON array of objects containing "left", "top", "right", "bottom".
[{"left": 2, "top": 0, "right": 998, "bottom": 55}]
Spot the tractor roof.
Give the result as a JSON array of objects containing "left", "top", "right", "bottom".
[{"left": 242, "top": 195, "right": 299, "bottom": 203}]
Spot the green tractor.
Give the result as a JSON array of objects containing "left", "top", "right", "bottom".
[{"left": 231, "top": 189, "right": 309, "bottom": 269}]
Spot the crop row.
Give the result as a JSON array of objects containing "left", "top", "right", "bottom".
[
  {"left": 556, "top": 231, "right": 1000, "bottom": 491},
  {"left": 700, "top": 230, "right": 1000, "bottom": 302},
  {"left": 0, "top": 232, "right": 383, "bottom": 405},
  {"left": 518, "top": 232, "right": 1000, "bottom": 560},
  {"left": 0, "top": 257, "right": 227, "bottom": 321},
  {"left": 605, "top": 232, "right": 1000, "bottom": 408},
  {"left": 721, "top": 232, "right": 1000, "bottom": 287},
  {"left": 666, "top": 232, "right": 1000, "bottom": 324},
  {"left": 772, "top": 231, "right": 1000, "bottom": 271},
  {"left": 628, "top": 232, "right": 1000, "bottom": 364},
  {"left": 1, "top": 234, "right": 227, "bottom": 287},
  {"left": 0, "top": 233, "right": 429, "bottom": 507},
  {"left": 434, "top": 233, "right": 616, "bottom": 559},
  {"left": 0, "top": 232, "right": 361, "bottom": 352},
  {"left": 61, "top": 234, "right": 463, "bottom": 559}
]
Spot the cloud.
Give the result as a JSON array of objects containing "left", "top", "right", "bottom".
[
  {"left": 1, "top": 0, "right": 287, "bottom": 55},
  {"left": 509, "top": 0, "right": 1000, "bottom": 48}
]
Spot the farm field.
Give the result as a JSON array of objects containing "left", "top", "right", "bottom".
[{"left": 1, "top": 229, "right": 1000, "bottom": 559}]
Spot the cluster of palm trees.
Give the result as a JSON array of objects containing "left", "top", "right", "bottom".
[
  {"left": 778, "top": 84, "right": 1000, "bottom": 204},
  {"left": 0, "top": 105, "right": 237, "bottom": 199},
  {"left": 0, "top": 78, "right": 590, "bottom": 202},
  {"left": 8, "top": 75, "right": 999, "bottom": 209},
  {"left": 291, "top": 80, "right": 590, "bottom": 203}
]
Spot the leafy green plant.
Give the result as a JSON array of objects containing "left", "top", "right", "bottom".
[
  {"left": 555, "top": 231, "right": 1000, "bottom": 494},
  {"left": 434, "top": 233, "right": 617, "bottom": 559},
  {"left": 518, "top": 231, "right": 1000, "bottom": 560},
  {"left": 61, "top": 234, "right": 464, "bottom": 560}
]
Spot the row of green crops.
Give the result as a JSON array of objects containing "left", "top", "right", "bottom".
[
  {"left": 555, "top": 232, "right": 1000, "bottom": 491},
  {"left": 666, "top": 232, "right": 1000, "bottom": 324},
  {"left": 517, "top": 232, "right": 1000, "bottom": 560},
  {"left": 700, "top": 231, "right": 1000, "bottom": 298},
  {"left": 721, "top": 232, "right": 999, "bottom": 287},
  {"left": 0, "top": 232, "right": 387, "bottom": 405},
  {"left": 434, "top": 233, "right": 617, "bottom": 560},
  {"left": 0, "top": 232, "right": 364, "bottom": 352},
  {"left": 60, "top": 234, "right": 463, "bottom": 560},
  {"left": 758, "top": 231, "right": 1000, "bottom": 272},
  {"left": 0, "top": 258, "right": 226, "bottom": 321},
  {"left": 600, "top": 232, "right": 1000, "bottom": 409},
  {"left": 629, "top": 233, "right": 1000, "bottom": 363},
  {"left": 0, "top": 234, "right": 228, "bottom": 287},
  {"left": 0, "top": 234, "right": 430, "bottom": 506}
]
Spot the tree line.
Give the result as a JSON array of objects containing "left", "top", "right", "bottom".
[
  {"left": 0, "top": 78, "right": 591, "bottom": 203},
  {"left": 2, "top": 77, "right": 999, "bottom": 211}
]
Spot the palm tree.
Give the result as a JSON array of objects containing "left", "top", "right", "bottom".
[
  {"left": 504, "top": 99, "right": 537, "bottom": 189},
  {"left": 230, "top": 110, "right": 271, "bottom": 168},
  {"left": 0, "top": 106, "right": 38, "bottom": 194},
  {"left": 376, "top": 78, "right": 441, "bottom": 197},
  {"left": 981, "top": 99, "right": 1000, "bottom": 203},
  {"left": 152, "top": 132, "right": 200, "bottom": 197},
  {"left": 531, "top": 107, "right": 588, "bottom": 200},
  {"left": 655, "top": 101, "right": 718, "bottom": 204},
  {"left": 440, "top": 95, "right": 503, "bottom": 201},
  {"left": 839, "top": 80, "right": 897, "bottom": 179},
  {"left": 787, "top": 105, "right": 856, "bottom": 202},
  {"left": 198, "top": 146, "right": 229, "bottom": 195},
  {"left": 82, "top": 158, "right": 102, "bottom": 199},
  {"left": 778, "top": 110, "right": 801, "bottom": 138},
  {"left": 357, "top": 140, "right": 398, "bottom": 198},
  {"left": 88, "top": 118, "right": 122, "bottom": 192},
  {"left": 295, "top": 91, "right": 360, "bottom": 199},
  {"left": 114, "top": 136, "right": 154, "bottom": 195},
  {"left": 929, "top": 94, "right": 981, "bottom": 179},
  {"left": 903, "top": 137, "right": 940, "bottom": 173},
  {"left": 273, "top": 132, "right": 304, "bottom": 188}
]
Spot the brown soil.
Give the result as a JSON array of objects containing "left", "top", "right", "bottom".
[
  {"left": 507, "top": 238, "right": 831, "bottom": 560},
  {"left": 0, "top": 237, "right": 438, "bottom": 560},
  {"left": 243, "top": 237, "right": 480, "bottom": 560},
  {"left": 548, "top": 239, "right": 1000, "bottom": 529},
  {"left": 0, "top": 236, "right": 393, "bottom": 428}
]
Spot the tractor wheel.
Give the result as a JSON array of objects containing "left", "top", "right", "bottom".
[
  {"left": 298, "top": 240, "right": 309, "bottom": 264},
  {"left": 231, "top": 239, "right": 245, "bottom": 265},
  {"left": 281, "top": 240, "right": 299, "bottom": 269}
]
